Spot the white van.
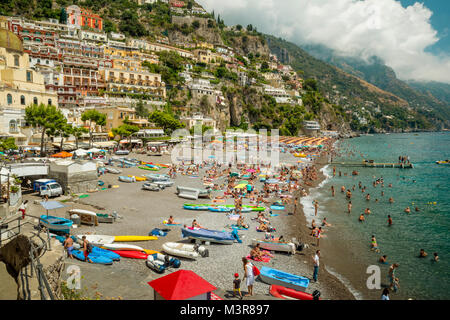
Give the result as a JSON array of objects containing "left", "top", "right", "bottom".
[{"left": 39, "top": 182, "right": 63, "bottom": 198}]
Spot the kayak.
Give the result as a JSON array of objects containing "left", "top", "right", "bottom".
[
  {"left": 101, "top": 243, "right": 145, "bottom": 251},
  {"left": 76, "top": 235, "right": 115, "bottom": 245},
  {"left": 138, "top": 166, "right": 159, "bottom": 171},
  {"left": 162, "top": 242, "right": 208, "bottom": 260},
  {"left": 118, "top": 176, "right": 136, "bottom": 183},
  {"left": 72, "top": 249, "right": 113, "bottom": 265},
  {"left": 181, "top": 227, "right": 239, "bottom": 244},
  {"left": 111, "top": 250, "right": 148, "bottom": 259},
  {"left": 269, "top": 285, "right": 318, "bottom": 300},
  {"left": 270, "top": 205, "right": 285, "bottom": 210},
  {"left": 208, "top": 206, "right": 233, "bottom": 213},
  {"left": 114, "top": 235, "right": 158, "bottom": 242},
  {"left": 91, "top": 246, "right": 121, "bottom": 261},
  {"left": 259, "top": 266, "right": 310, "bottom": 292}
]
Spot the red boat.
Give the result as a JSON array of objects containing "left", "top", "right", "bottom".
[
  {"left": 111, "top": 250, "right": 148, "bottom": 259},
  {"left": 269, "top": 285, "right": 319, "bottom": 300}
]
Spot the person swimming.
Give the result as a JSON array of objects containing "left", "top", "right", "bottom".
[
  {"left": 389, "top": 197, "right": 395, "bottom": 203},
  {"left": 379, "top": 255, "right": 388, "bottom": 264},
  {"left": 359, "top": 213, "right": 365, "bottom": 222},
  {"left": 418, "top": 249, "right": 427, "bottom": 258},
  {"left": 404, "top": 207, "right": 411, "bottom": 214},
  {"left": 371, "top": 235, "right": 380, "bottom": 252},
  {"left": 387, "top": 215, "right": 393, "bottom": 226},
  {"left": 365, "top": 208, "right": 371, "bottom": 215}
]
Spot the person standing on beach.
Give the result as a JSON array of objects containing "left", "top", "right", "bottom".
[
  {"left": 381, "top": 288, "right": 390, "bottom": 300},
  {"left": 242, "top": 257, "right": 254, "bottom": 297},
  {"left": 63, "top": 234, "right": 74, "bottom": 259},
  {"left": 348, "top": 201, "right": 352, "bottom": 214},
  {"left": 331, "top": 185, "right": 335, "bottom": 197},
  {"left": 312, "top": 250, "right": 320, "bottom": 282},
  {"left": 81, "top": 236, "right": 93, "bottom": 263},
  {"left": 314, "top": 200, "right": 319, "bottom": 216},
  {"left": 388, "top": 263, "right": 399, "bottom": 291}
]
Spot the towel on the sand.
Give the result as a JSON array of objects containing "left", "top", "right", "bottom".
[
  {"left": 246, "top": 254, "right": 271, "bottom": 263},
  {"left": 231, "top": 224, "right": 249, "bottom": 230}
]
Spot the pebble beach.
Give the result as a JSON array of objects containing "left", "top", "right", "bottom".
[{"left": 23, "top": 146, "right": 355, "bottom": 300}]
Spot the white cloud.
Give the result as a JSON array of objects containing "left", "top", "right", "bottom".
[{"left": 198, "top": 0, "right": 450, "bottom": 83}]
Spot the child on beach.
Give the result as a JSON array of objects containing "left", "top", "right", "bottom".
[{"left": 233, "top": 273, "right": 242, "bottom": 299}]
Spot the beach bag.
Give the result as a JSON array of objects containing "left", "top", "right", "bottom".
[
  {"left": 87, "top": 243, "right": 93, "bottom": 253},
  {"left": 252, "top": 264, "right": 260, "bottom": 276}
]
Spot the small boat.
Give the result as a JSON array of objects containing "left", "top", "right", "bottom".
[
  {"left": 251, "top": 239, "right": 297, "bottom": 254},
  {"left": 142, "top": 182, "right": 161, "bottom": 191},
  {"left": 259, "top": 266, "right": 310, "bottom": 292},
  {"left": 114, "top": 235, "right": 158, "bottom": 242},
  {"left": 76, "top": 234, "right": 115, "bottom": 245},
  {"left": 128, "top": 175, "right": 146, "bottom": 181},
  {"left": 153, "top": 180, "right": 174, "bottom": 188},
  {"left": 208, "top": 206, "right": 233, "bottom": 213},
  {"left": 269, "top": 285, "right": 318, "bottom": 300},
  {"left": 144, "top": 173, "right": 170, "bottom": 181},
  {"left": 139, "top": 166, "right": 159, "bottom": 171},
  {"left": 101, "top": 243, "right": 145, "bottom": 251},
  {"left": 115, "top": 150, "right": 130, "bottom": 155},
  {"left": 39, "top": 215, "right": 73, "bottom": 234},
  {"left": 181, "top": 227, "right": 238, "bottom": 244},
  {"left": 146, "top": 253, "right": 181, "bottom": 273},
  {"left": 91, "top": 246, "right": 121, "bottom": 261},
  {"left": 436, "top": 160, "right": 450, "bottom": 165},
  {"left": 270, "top": 204, "right": 285, "bottom": 210},
  {"left": 72, "top": 249, "right": 113, "bottom": 265},
  {"left": 176, "top": 186, "right": 211, "bottom": 198},
  {"left": 183, "top": 205, "right": 209, "bottom": 211},
  {"left": 68, "top": 209, "right": 98, "bottom": 226},
  {"left": 111, "top": 250, "right": 148, "bottom": 259},
  {"left": 162, "top": 242, "right": 208, "bottom": 259},
  {"left": 294, "top": 153, "right": 307, "bottom": 158},
  {"left": 105, "top": 167, "right": 122, "bottom": 174},
  {"left": 118, "top": 176, "right": 136, "bottom": 183}
]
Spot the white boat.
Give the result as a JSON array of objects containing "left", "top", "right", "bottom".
[
  {"left": 142, "top": 182, "right": 161, "bottom": 191},
  {"left": 251, "top": 239, "right": 297, "bottom": 254},
  {"left": 101, "top": 243, "right": 145, "bottom": 251},
  {"left": 161, "top": 242, "right": 208, "bottom": 260},
  {"left": 105, "top": 167, "right": 121, "bottom": 174},
  {"left": 68, "top": 209, "right": 98, "bottom": 226},
  {"left": 76, "top": 234, "right": 115, "bottom": 245}
]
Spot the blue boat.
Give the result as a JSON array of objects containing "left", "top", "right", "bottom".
[
  {"left": 39, "top": 215, "right": 73, "bottom": 234},
  {"left": 259, "top": 266, "right": 310, "bottom": 292},
  {"left": 183, "top": 205, "right": 209, "bottom": 211},
  {"left": 91, "top": 246, "right": 121, "bottom": 261},
  {"left": 181, "top": 227, "right": 239, "bottom": 244},
  {"left": 118, "top": 176, "right": 135, "bottom": 183},
  {"left": 72, "top": 249, "right": 113, "bottom": 265},
  {"left": 208, "top": 206, "right": 233, "bottom": 213},
  {"left": 270, "top": 205, "right": 285, "bottom": 210}
]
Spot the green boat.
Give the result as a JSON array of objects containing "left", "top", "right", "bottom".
[
  {"left": 183, "top": 203, "right": 266, "bottom": 211},
  {"left": 138, "top": 166, "right": 159, "bottom": 171}
]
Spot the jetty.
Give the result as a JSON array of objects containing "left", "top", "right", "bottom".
[{"left": 331, "top": 160, "right": 413, "bottom": 169}]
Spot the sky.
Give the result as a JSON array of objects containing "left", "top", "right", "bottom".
[{"left": 197, "top": 0, "right": 450, "bottom": 84}]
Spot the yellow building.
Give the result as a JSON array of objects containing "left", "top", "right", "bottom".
[
  {"left": 0, "top": 29, "right": 58, "bottom": 146},
  {"left": 96, "top": 106, "right": 149, "bottom": 131}
]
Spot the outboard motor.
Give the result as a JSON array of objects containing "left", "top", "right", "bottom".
[{"left": 312, "top": 290, "right": 321, "bottom": 300}]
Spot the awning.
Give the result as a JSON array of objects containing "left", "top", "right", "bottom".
[{"left": 39, "top": 201, "right": 65, "bottom": 211}]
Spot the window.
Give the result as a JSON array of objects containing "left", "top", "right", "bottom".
[
  {"left": 7, "top": 94, "right": 12, "bottom": 105},
  {"left": 9, "top": 120, "right": 17, "bottom": 133},
  {"left": 33, "top": 97, "right": 38, "bottom": 105},
  {"left": 26, "top": 71, "right": 33, "bottom": 82},
  {"left": 48, "top": 99, "right": 52, "bottom": 105},
  {"left": 14, "top": 55, "right": 19, "bottom": 67},
  {"left": 20, "top": 95, "right": 25, "bottom": 105}
]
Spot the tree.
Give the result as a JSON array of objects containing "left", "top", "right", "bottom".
[
  {"left": 247, "top": 24, "right": 253, "bottom": 31},
  {"left": 192, "top": 20, "right": 200, "bottom": 29},
  {"left": 134, "top": 100, "right": 149, "bottom": 118},
  {"left": 148, "top": 110, "right": 185, "bottom": 134},
  {"left": 111, "top": 123, "right": 139, "bottom": 149},
  {"left": 25, "top": 103, "right": 66, "bottom": 156},
  {"left": 187, "top": 1, "right": 193, "bottom": 10},
  {"left": 71, "top": 126, "right": 89, "bottom": 149},
  {"left": 0, "top": 137, "right": 17, "bottom": 152},
  {"left": 81, "top": 109, "right": 106, "bottom": 148},
  {"left": 59, "top": 7, "right": 67, "bottom": 24},
  {"left": 236, "top": 24, "right": 242, "bottom": 31}
]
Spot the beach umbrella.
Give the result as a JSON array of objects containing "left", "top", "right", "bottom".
[
  {"left": 50, "top": 151, "right": 73, "bottom": 158},
  {"left": 74, "top": 149, "right": 88, "bottom": 156}
]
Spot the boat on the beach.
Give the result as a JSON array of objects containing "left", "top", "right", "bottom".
[
  {"left": 115, "top": 150, "right": 130, "bottom": 155},
  {"left": 111, "top": 250, "right": 148, "bottom": 259},
  {"left": 105, "top": 167, "right": 121, "bottom": 174},
  {"left": 142, "top": 182, "right": 161, "bottom": 191},
  {"left": 76, "top": 234, "right": 115, "bottom": 245},
  {"left": 90, "top": 246, "right": 121, "bottom": 261},
  {"left": 269, "top": 285, "right": 318, "bottom": 300},
  {"left": 96, "top": 213, "right": 115, "bottom": 224},
  {"left": 114, "top": 235, "right": 158, "bottom": 242},
  {"left": 68, "top": 209, "right": 98, "bottom": 226},
  {"left": 144, "top": 173, "right": 170, "bottom": 181},
  {"left": 259, "top": 266, "right": 310, "bottom": 292},
  {"left": 153, "top": 180, "right": 174, "bottom": 188},
  {"left": 146, "top": 253, "right": 181, "bottom": 273},
  {"left": 101, "top": 243, "right": 145, "bottom": 251},
  {"left": 251, "top": 239, "right": 297, "bottom": 254},
  {"left": 161, "top": 242, "right": 208, "bottom": 259},
  {"left": 138, "top": 166, "right": 159, "bottom": 171},
  {"left": 176, "top": 186, "right": 211, "bottom": 198},
  {"left": 39, "top": 215, "right": 73, "bottom": 234},
  {"left": 128, "top": 175, "right": 146, "bottom": 181},
  {"left": 208, "top": 206, "right": 233, "bottom": 213},
  {"left": 118, "top": 176, "right": 136, "bottom": 183},
  {"left": 181, "top": 227, "right": 239, "bottom": 244},
  {"left": 72, "top": 249, "right": 113, "bottom": 265}
]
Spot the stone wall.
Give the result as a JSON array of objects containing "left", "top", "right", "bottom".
[{"left": 49, "top": 171, "right": 98, "bottom": 194}]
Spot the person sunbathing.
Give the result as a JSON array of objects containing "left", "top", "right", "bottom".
[
  {"left": 237, "top": 216, "right": 249, "bottom": 229},
  {"left": 257, "top": 222, "right": 269, "bottom": 232},
  {"left": 167, "top": 216, "right": 178, "bottom": 224}
]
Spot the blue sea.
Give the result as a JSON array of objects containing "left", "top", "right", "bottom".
[{"left": 301, "top": 132, "right": 450, "bottom": 300}]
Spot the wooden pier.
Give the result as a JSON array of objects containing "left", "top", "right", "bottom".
[{"left": 331, "top": 161, "right": 413, "bottom": 169}]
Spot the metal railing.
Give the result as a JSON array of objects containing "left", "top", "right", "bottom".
[{"left": 0, "top": 215, "right": 55, "bottom": 300}]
